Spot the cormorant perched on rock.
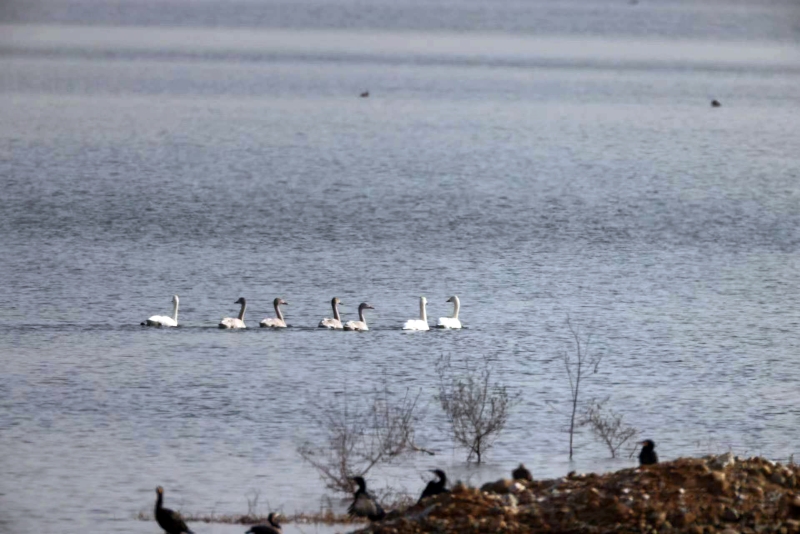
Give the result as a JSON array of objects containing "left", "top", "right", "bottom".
[
  {"left": 512, "top": 463, "right": 533, "bottom": 481},
  {"left": 418, "top": 469, "right": 448, "bottom": 503},
  {"left": 245, "top": 512, "right": 282, "bottom": 534},
  {"left": 155, "top": 486, "right": 193, "bottom": 534},
  {"left": 348, "top": 476, "right": 386, "bottom": 521},
  {"left": 638, "top": 440, "right": 658, "bottom": 465}
]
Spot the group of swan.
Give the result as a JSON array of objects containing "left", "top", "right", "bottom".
[
  {"left": 401, "top": 295, "right": 462, "bottom": 331},
  {"left": 142, "top": 295, "right": 461, "bottom": 330}
]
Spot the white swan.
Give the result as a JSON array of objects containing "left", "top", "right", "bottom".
[
  {"left": 260, "top": 297, "right": 288, "bottom": 328},
  {"left": 402, "top": 296, "right": 429, "bottom": 331},
  {"left": 219, "top": 297, "right": 247, "bottom": 329},
  {"left": 319, "top": 297, "right": 343, "bottom": 329},
  {"left": 143, "top": 295, "right": 179, "bottom": 327},
  {"left": 436, "top": 295, "right": 462, "bottom": 329},
  {"left": 344, "top": 303, "right": 374, "bottom": 331}
]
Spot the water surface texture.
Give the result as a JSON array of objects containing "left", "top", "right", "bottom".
[{"left": 1, "top": 1, "right": 800, "bottom": 533}]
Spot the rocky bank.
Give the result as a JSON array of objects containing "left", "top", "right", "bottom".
[{"left": 355, "top": 455, "right": 800, "bottom": 534}]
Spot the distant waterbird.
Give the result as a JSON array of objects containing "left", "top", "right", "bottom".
[
  {"left": 245, "top": 512, "right": 282, "bottom": 534},
  {"left": 418, "top": 469, "right": 448, "bottom": 503},
  {"left": 638, "top": 439, "right": 658, "bottom": 465},
  {"left": 402, "top": 296, "right": 429, "bottom": 331},
  {"left": 219, "top": 297, "right": 247, "bottom": 329},
  {"left": 143, "top": 295, "right": 179, "bottom": 327},
  {"left": 319, "top": 297, "right": 344, "bottom": 329},
  {"left": 348, "top": 476, "right": 386, "bottom": 521},
  {"left": 436, "top": 295, "right": 462, "bottom": 329},
  {"left": 360, "top": 91, "right": 370, "bottom": 98},
  {"left": 155, "top": 486, "right": 193, "bottom": 534},
  {"left": 512, "top": 463, "right": 533, "bottom": 481},
  {"left": 711, "top": 99, "right": 721, "bottom": 107},
  {"left": 260, "top": 297, "right": 288, "bottom": 328},
  {"left": 344, "top": 302, "right": 374, "bottom": 331}
]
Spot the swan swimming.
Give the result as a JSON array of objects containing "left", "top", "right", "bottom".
[
  {"left": 219, "top": 297, "right": 247, "bottom": 329},
  {"left": 436, "top": 295, "right": 462, "bottom": 329},
  {"left": 143, "top": 295, "right": 179, "bottom": 327},
  {"left": 319, "top": 297, "right": 343, "bottom": 329},
  {"left": 344, "top": 303, "right": 374, "bottom": 331},
  {"left": 260, "top": 297, "right": 288, "bottom": 328},
  {"left": 402, "top": 296, "right": 429, "bottom": 331}
]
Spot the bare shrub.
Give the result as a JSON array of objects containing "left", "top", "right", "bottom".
[
  {"left": 436, "top": 353, "right": 515, "bottom": 464},
  {"left": 561, "top": 316, "right": 603, "bottom": 460},
  {"left": 579, "top": 397, "right": 637, "bottom": 458},
  {"left": 245, "top": 489, "right": 260, "bottom": 518},
  {"left": 297, "top": 381, "right": 426, "bottom": 494}
]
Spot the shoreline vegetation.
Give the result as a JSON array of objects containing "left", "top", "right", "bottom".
[{"left": 139, "top": 454, "right": 800, "bottom": 533}]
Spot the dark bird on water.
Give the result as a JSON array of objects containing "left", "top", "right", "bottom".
[
  {"left": 711, "top": 99, "right": 721, "bottom": 107},
  {"left": 348, "top": 476, "right": 386, "bottom": 521},
  {"left": 245, "top": 512, "right": 282, "bottom": 534},
  {"left": 155, "top": 486, "right": 194, "bottom": 534},
  {"left": 512, "top": 463, "right": 533, "bottom": 481},
  {"left": 418, "top": 469, "right": 449, "bottom": 503},
  {"left": 360, "top": 91, "right": 370, "bottom": 98},
  {"left": 638, "top": 439, "right": 658, "bottom": 465}
]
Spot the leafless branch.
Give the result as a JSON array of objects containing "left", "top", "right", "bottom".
[
  {"left": 435, "top": 354, "right": 516, "bottom": 463},
  {"left": 562, "top": 316, "right": 604, "bottom": 460},
  {"left": 579, "top": 397, "right": 638, "bottom": 458},
  {"left": 296, "top": 381, "right": 425, "bottom": 494}
]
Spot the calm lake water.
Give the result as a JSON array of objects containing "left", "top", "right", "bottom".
[{"left": 2, "top": 1, "right": 800, "bottom": 532}]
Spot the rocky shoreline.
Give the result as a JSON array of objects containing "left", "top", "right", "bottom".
[{"left": 355, "top": 455, "right": 800, "bottom": 534}]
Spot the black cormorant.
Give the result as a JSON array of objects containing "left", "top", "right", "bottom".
[
  {"left": 245, "top": 512, "right": 282, "bottom": 534},
  {"left": 155, "top": 486, "right": 193, "bottom": 534},
  {"left": 418, "top": 469, "right": 448, "bottom": 503},
  {"left": 638, "top": 439, "right": 658, "bottom": 465},
  {"left": 512, "top": 463, "right": 533, "bottom": 481},
  {"left": 347, "top": 476, "right": 386, "bottom": 521}
]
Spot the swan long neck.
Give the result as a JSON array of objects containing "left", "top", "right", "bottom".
[
  {"left": 333, "top": 301, "right": 341, "bottom": 322},
  {"left": 358, "top": 307, "right": 366, "bottom": 323},
  {"left": 155, "top": 493, "right": 163, "bottom": 514},
  {"left": 420, "top": 299, "right": 427, "bottom": 322},
  {"left": 451, "top": 297, "right": 460, "bottom": 319},
  {"left": 238, "top": 301, "right": 247, "bottom": 320},
  {"left": 275, "top": 301, "right": 284, "bottom": 321},
  {"left": 171, "top": 298, "right": 179, "bottom": 322}
]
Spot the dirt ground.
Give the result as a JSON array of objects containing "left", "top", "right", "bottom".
[{"left": 355, "top": 455, "right": 800, "bottom": 534}]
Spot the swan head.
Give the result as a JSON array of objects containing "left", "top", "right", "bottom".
[
  {"left": 274, "top": 297, "right": 288, "bottom": 306},
  {"left": 430, "top": 469, "right": 446, "bottom": 481},
  {"left": 446, "top": 295, "right": 458, "bottom": 303},
  {"left": 172, "top": 295, "right": 179, "bottom": 303},
  {"left": 331, "top": 297, "right": 341, "bottom": 306},
  {"left": 235, "top": 297, "right": 246, "bottom": 305},
  {"left": 351, "top": 476, "right": 367, "bottom": 492},
  {"left": 420, "top": 296, "right": 427, "bottom": 306},
  {"left": 155, "top": 486, "right": 164, "bottom": 495},
  {"left": 267, "top": 513, "right": 281, "bottom": 527},
  {"left": 358, "top": 302, "right": 374, "bottom": 311}
]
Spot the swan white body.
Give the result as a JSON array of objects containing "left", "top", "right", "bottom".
[
  {"left": 319, "top": 297, "right": 343, "bottom": 329},
  {"left": 260, "top": 298, "right": 288, "bottom": 328},
  {"left": 436, "top": 295, "right": 462, "bottom": 329},
  {"left": 144, "top": 295, "right": 179, "bottom": 327},
  {"left": 403, "top": 297, "right": 429, "bottom": 331},
  {"left": 344, "top": 303, "right": 374, "bottom": 331},
  {"left": 220, "top": 297, "right": 247, "bottom": 329}
]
